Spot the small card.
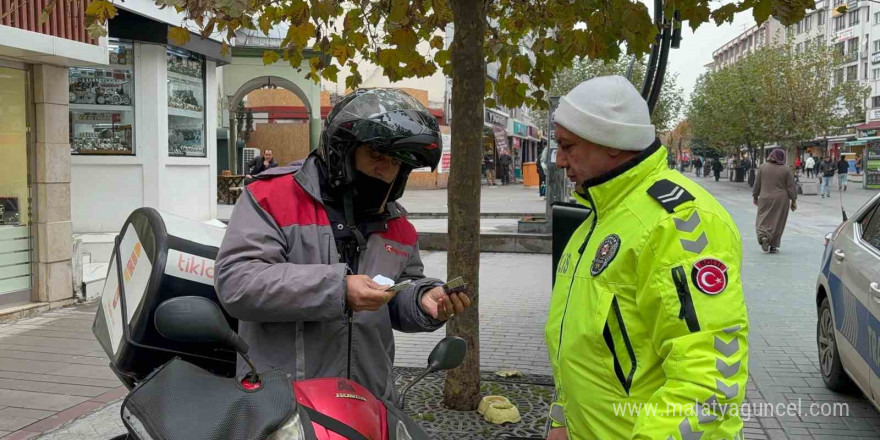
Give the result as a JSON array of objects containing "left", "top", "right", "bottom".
[{"left": 372, "top": 275, "right": 395, "bottom": 286}]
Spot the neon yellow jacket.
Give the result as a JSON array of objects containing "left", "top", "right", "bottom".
[{"left": 545, "top": 144, "right": 749, "bottom": 440}]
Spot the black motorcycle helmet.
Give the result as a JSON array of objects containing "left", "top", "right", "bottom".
[{"left": 318, "top": 88, "right": 442, "bottom": 202}]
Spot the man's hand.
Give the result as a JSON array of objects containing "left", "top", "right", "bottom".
[
  {"left": 753, "top": 197, "right": 758, "bottom": 206},
  {"left": 346, "top": 275, "right": 396, "bottom": 312},
  {"left": 245, "top": 174, "right": 252, "bottom": 179},
  {"left": 547, "top": 427, "right": 567, "bottom": 440},
  {"left": 791, "top": 200, "right": 797, "bottom": 212},
  {"left": 420, "top": 286, "right": 472, "bottom": 320}
]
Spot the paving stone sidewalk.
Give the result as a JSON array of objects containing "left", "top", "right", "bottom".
[{"left": 0, "top": 304, "right": 126, "bottom": 440}]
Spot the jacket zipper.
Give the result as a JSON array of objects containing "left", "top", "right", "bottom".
[
  {"left": 557, "top": 192, "right": 598, "bottom": 361},
  {"left": 672, "top": 266, "right": 700, "bottom": 332}
]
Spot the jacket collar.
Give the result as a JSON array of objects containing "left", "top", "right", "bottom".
[{"left": 572, "top": 139, "right": 666, "bottom": 218}]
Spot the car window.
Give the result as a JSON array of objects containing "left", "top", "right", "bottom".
[{"left": 861, "top": 203, "right": 880, "bottom": 251}]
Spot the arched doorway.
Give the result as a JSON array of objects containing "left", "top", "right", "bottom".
[{"left": 228, "top": 76, "right": 315, "bottom": 173}]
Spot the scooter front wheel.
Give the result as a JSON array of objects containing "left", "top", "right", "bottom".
[{"left": 108, "top": 434, "right": 129, "bottom": 440}]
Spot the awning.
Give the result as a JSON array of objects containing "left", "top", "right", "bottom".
[{"left": 856, "top": 121, "right": 880, "bottom": 131}]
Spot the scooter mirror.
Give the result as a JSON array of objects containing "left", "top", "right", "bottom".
[
  {"left": 154, "top": 296, "right": 248, "bottom": 355},
  {"left": 427, "top": 336, "right": 467, "bottom": 372}
]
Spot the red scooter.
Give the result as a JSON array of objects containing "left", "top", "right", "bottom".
[
  {"left": 93, "top": 209, "right": 465, "bottom": 440},
  {"left": 109, "top": 295, "right": 465, "bottom": 440}
]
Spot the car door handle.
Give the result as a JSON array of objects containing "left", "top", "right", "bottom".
[
  {"left": 834, "top": 249, "right": 845, "bottom": 261},
  {"left": 871, "top": 283, "right": 880, "bottom": 301}
]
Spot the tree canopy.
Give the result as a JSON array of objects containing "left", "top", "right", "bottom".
[
  {"left": 84, "top": 0, "right": 819, "bottom": 112},
  {"left": 688, "top": 35, "right": 868, "bottom": 160}
]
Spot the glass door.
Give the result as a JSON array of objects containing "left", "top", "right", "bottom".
[{"left": 0, "top": 66, "right": 32, "bottom": 302}]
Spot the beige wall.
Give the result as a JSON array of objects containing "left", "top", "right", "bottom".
[
  {"left": 247, "top": 122, "right": 311, "bottom": 165},
  {"left": 245, "top": 89, "right": 332, "bottom": 108}
]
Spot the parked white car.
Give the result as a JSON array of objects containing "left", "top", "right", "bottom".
[{"left": 816, "top": 192, "right": 880, "bottom": 407}]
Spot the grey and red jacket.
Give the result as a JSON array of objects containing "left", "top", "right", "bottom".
[{"left": 215, "top": 155, "right": 444, "bottom": 401}]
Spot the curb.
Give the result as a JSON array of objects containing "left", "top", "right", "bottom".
[{"left": 418, "top": 232, "right": 550, "bottom": 254}]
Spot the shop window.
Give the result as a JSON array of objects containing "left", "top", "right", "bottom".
[
  {"left": 872, "top": 96, "right": 880, "bottom": 107},
  {"left": 167, "top": 47, "right": 206, "bottom": 158},
  {"left": 0, "top": 66, "right": 32, "bottom": 296},
  {"left": 69, "top": 41, "right": 135, "bottom": 155}
]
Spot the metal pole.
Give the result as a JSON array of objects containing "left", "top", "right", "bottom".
[{"left": 545, "top": 96, "right": 566, "bottom": 223}]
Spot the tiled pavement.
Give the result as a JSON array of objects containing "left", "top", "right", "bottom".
[{"left": 0, "top": 304, "right": 126, "bottom": 440}]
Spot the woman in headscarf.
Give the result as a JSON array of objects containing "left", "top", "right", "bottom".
[{"left": 753, "top": 148, "right": 797, "bottom": 253}]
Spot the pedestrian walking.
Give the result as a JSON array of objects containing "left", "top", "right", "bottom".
[
  {"left": 537, "top": 146, "right": 547, "bottom": 198},
  {"left": 712, "top": 157, "right": 724, "bottom": 181},
  {"left": 703, "top": 159, "right": 711, "bottom": 178},
  {"left": 753, "top": 149, "right": 797, "bottom": 254},
  {"left": 818, "top": 156, "right": 836, "bottom": 198},
  {"left": 805, "top": 155, "right": 815, "bottom": 178},
  {"left": 483, "top": 150, "right": 496, "bottom": 186},
  {"left": 837, "top": 156, "right": 849, "bottom": 191},
  {"left": 693, "top": 156, "right": 703, "bottom": 177},
  {"left": 498, "top": 149, "right": 512, "bottom": 185},
  {"left": 795, "top": 157, "right": 802, "bottom": 175},
  {"left": 856, "top": 155, "right": 863, "bottom": 175},
  {"left": 546, "top": 75, "right": 748, "bottom": 440}
]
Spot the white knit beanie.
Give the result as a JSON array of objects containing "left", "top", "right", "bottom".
[{"left": 554, "top": 75, "right": 656, "bottom": 151}]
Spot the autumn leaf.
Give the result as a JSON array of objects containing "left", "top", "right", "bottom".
[
  {"left": 390, "top": 28, "right": 418, "bottom": 50},
  {"left": 388, "top": 0, "right": 409, "bottom": 24},
  {"left": 86, "top": 22, "right": 107, "bottom": 38},
  {"left": 221, "top": 42, "right": 229, "bottom": 58},
  {"left": 168, "top": 26, "right": 191, "bottom": 45},
  {"left": 85, "top": 0, "right": 117, "bottom": 20},
  {"left": 321, "top": 64, "right": 340, "bottom": 82},
  {"left": 263, "top": 50, "right": 281, "bottom": 65},
  {"left": 430, "top": 35, "right": 444, "bottom": 50}
]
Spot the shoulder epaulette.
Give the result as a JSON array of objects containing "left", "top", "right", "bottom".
[{"left": 647, "top": 179, "right": 695, "bottom": 213}]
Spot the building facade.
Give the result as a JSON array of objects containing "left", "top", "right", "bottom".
[{"left": 0, "top": 1, "right": 106, "bottom": 312}]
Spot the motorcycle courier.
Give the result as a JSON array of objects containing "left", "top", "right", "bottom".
[{"left": 91, "top": 89, "right": 467, "bottom": 440}]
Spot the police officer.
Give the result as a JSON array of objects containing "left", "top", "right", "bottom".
[{"left": 545, "top": 76, "right": 749, "bottom": 440}]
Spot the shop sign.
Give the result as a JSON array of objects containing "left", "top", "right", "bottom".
[
  {"left": 870, "top": 109, "right": 880, "bottom": 121},
  {"left": 513, "top": 121, "right": 529, "bottom": 136},
  {"left": 485, "top": 108, "right": 508, "bottom": 127},
  {"left": 872, "top": 52, "right": 880, "bottom": 64},
  {"left": 836, "top": 28, "right": 855, "bottom": 43},
  {"left": 493, "top": 126, "right": 509, "bottom": 152},
  {"left": 866, "top": 147, "right": 880, "bottom": 188}
]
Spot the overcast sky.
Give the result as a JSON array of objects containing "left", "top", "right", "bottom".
[{"left": 655, "top": 8, "right": 760, "bottom": 101}]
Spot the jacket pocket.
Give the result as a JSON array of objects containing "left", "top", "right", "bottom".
[
  {"left": 672, "top": 266, "right": 701, "bottom": 332},
  {"left": 602, "top": 296, "right": 637, "bottom": 395}
]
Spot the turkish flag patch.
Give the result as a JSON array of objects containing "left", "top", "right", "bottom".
[{"left": 691, "top": 258, "right": 728, "bottom": 295}]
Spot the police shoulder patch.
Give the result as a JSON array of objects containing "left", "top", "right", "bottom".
[
  {"left": 647, "top": 179, "right": 695, "bottom": 213},
  {"left": 591, "top": 234, "right": 621, "bottom": 276},
  {"left": 691, "top": 258, "right": 728, "bottom": 295}
]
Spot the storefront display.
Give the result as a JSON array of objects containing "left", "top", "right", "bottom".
[
  {"left": 167, "top": 48, "right": 206, "bottom": 157},
  {"left": 866, "top": 145, "right": 880, "bottom": 189},
  {"left": 69, "top": 41, "right": 135, "bottom": 155},
  {"left": 0, "top": 66, "right": 32, "bottom": 296}
]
